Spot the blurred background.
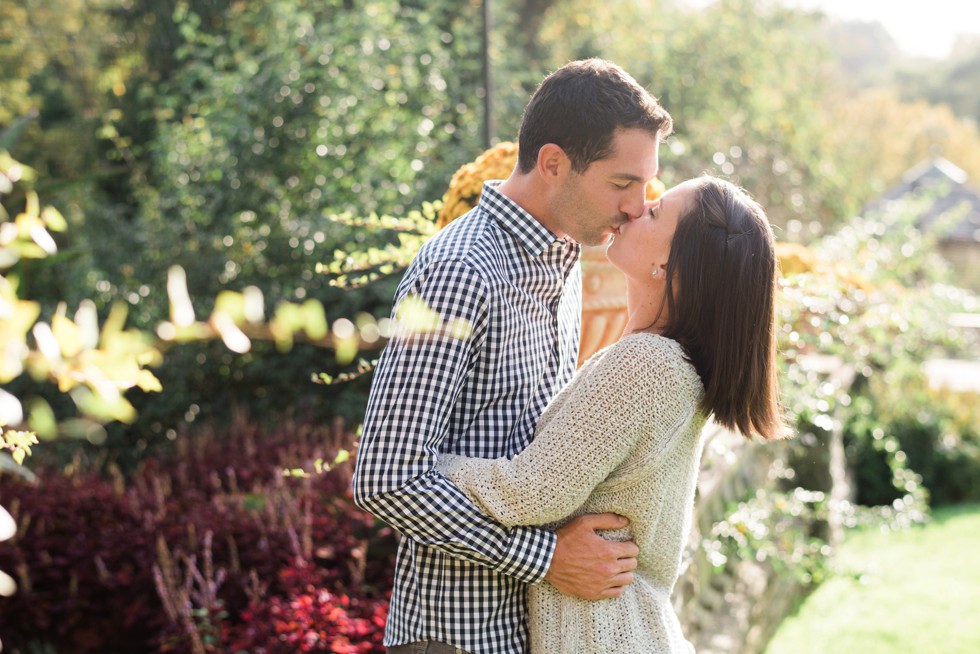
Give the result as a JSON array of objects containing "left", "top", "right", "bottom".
[{"left": 1, "top": 0, "right": 978, "bottom": 652}]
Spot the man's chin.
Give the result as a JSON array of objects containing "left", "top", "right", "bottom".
[
  {"left": 569, "top": 230, "right": 614, "bottom": 248},
  {"left": 594, "top": 232, "right": 615, "bottom": 247},
  {"left": 574, "top": 232, "right": 607, "bottom": 247}
]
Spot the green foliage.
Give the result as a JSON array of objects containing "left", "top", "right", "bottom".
[
  {"left": 31, "top": 0, "right": 495, "bottom": 439},
  {"left": 894, "top": 40, "right": 980, "bottom": 126},
  {"left": 703, "top": 487, "right": 833, "bottom": 585},
  {"left": 698, "top": 188, "right": 978, "bottom": 593},
  {"left": 0, "top": 144, "right": 383, "bottom": 476},
  {"left": 0, "top": 0, "right": 127, "bottom": 281},
  {"left": 1, "top": 153, "right": 163, "bottom": 444},
  {"left": 660, "top": 0, "right": 857, "bottom": 229},
  {"left": 318, "top": 203, "right": 439, "bottom": 289},
  {"left": 846, "top": 363, "right": 980, "bottom": 507},
  {"left": 535, "top": 0, "right": 980, "bottom": 236},
  {"left": 778, "top": 190, "right": 978, "bottom": 514}
]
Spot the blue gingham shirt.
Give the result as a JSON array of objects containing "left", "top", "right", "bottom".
[{"left": 353, "top": 182, "right": 582, "bottom": 654}]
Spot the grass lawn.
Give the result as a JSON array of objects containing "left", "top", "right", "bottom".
[{"left": 765, "top": 503, "right": 980, "bottom": 654}]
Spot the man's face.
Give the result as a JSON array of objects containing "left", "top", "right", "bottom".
[{"left": 550, "top": 128, "right": 661, "bottom": 247}]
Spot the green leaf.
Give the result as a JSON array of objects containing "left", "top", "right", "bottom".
[{"left": 0, "top": 110, "right": 39, "bottom": 152}]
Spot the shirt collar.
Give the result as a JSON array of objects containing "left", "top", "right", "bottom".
[{"left": 478, "top": 181, "right": 579, "bottom": 260}]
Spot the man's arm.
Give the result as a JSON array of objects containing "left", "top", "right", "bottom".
[
  {"left": 435, "top": 337, "right": 693, "bottom": 599},
  {"left": 352, "top": 259, "right": 555, "bottom": 583},
  {"left": 355, "top": 259, "right": 638, "bottom": 597}
]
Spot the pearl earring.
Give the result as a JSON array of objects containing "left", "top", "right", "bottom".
[{"left": 651, "top": 268, "right": 659, "bottom": 278}]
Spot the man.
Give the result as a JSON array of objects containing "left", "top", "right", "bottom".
[{"left": 353, "top": 58, "right": 673, "bottom": 654}]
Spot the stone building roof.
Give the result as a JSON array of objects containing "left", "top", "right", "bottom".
[{"left": 867, "top": 157, "right": 980, "bottom": 244}]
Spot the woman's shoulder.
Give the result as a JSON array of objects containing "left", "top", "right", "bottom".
[
  {"left": 587, "top": 333, "right": 701, "bottom": 395},
  {"left": 599, "top": 332, "right": 687, "bottom": 365}
]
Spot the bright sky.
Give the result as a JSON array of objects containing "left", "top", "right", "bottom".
[{"left": 783, "top": 0, "right": 980, "bottom": 58}]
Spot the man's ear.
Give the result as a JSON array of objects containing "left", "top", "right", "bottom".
[{"left": 536, "top": 143, "right": 569, "bottom": 186}]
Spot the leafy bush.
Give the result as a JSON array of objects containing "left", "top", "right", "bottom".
[
  {"left": 703, "top": 486, "right": 833, "bottom": 585},
  {"left": 4, "top": 0, "right": 496, "bottom": 457},
  {"left": 0, "top": 413, "right": 395, "bottom": 652},
  {"left": 846, "top": 364, "right": 980, "bottom": 507},
  {"left": 86, "top": 0, "right": 488, "bottom": 327},
  {"left": 777, "top": 191, "right": 979, "bottom": 511}
]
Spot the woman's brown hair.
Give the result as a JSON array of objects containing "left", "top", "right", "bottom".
[{"left": 660, "top": 176, "right": 786, "bottom": 441}]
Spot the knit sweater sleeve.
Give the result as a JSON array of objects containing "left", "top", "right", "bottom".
[{"left": 436, "top": 335, "right": 698, "bottom": 527}]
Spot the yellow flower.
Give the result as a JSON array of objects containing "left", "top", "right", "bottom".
[
  {"left": 776, "top": 242, "right": 819, "bottom": 276},
  {"left": 775, "top": 241, "right": 874, "bottom": 292},
  {"left": 438, "top": 142, "right": 519, "bottom": 228},
  {"left": 646, "top": 178, "right": 665, "bottom": 201}
]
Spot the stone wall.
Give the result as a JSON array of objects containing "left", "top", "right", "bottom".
[{"left": 674, "top": 424, "right": 822, "bottom": 654}]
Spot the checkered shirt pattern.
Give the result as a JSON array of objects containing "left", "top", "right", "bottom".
[{"left": 353, "top": 182, "right": 582, "bottom": 654}]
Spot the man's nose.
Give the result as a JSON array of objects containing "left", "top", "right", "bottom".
[{"left": 624, "top": 191, "right": 647, "bottom": 221}]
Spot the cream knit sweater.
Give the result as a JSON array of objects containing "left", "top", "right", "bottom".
[{"left": 437, "top": 333, "right": 706, "bottom": 653}]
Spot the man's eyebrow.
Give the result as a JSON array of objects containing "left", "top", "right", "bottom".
[{"left": 612, "top": 173, "right": 644, "bottom": 182}]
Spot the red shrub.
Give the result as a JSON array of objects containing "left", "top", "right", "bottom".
[
  {"left": 0, "top": 473, "right": 164, "bottom": 651},
  {"left": 0, "top": 414, "right": 395, "bottom": 653},
  {"left": 223, "top": 560, "right": 388, "bottom": 653}
]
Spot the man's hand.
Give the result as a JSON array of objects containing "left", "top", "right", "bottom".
[{"left": 543, "top": 513, "right": 638, "bottom": 600}]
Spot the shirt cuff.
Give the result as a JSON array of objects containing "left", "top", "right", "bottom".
[{"left": 496, "top": 525, "right": 557, "bottom": 584}]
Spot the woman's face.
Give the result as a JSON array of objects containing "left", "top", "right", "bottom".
[{"left": 605, "top": 178, "right": 697, "bottom": 281}]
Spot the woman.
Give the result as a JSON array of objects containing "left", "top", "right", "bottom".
[{"left": 436, "top": 175, "right": 786, "bottom": 653}]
